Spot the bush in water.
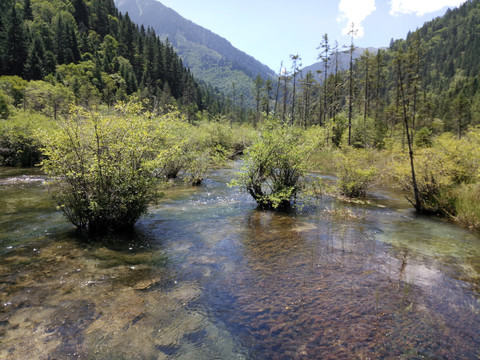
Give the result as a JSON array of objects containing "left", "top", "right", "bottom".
[
  {"left": 42, "top": 101, "right": 184, "bottom": 233},
  {"left": 231, "top": 117, "right": 320, "bottom": 209}
]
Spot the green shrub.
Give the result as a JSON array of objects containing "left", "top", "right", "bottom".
[
  {"left": 197, "top": 118, "right": 257, "bottom": 156},
  {"left": 231, "top": 117, "right": 320, "bottom": 209},
  {"left": 414, "top": 127, "right": 433, "bottom": 148},
  {"left": 453, "top": 183, "right": 480, "bottom": 230},
  {"left": 0, "top": 76, "right": 28, "bottom": 107},
  {"left": 390, "top": 130, "right": 480, "bottom": 213},
  {"left": 0, "top": 90, "right": 10, "bottom": 119},
  {"left": 335, "top": 149, "right": 377, "bottom": 198},
  {"left": 0, "top": 112, "right": 54, "bottom": 166},
  {"left": 41, "top": 101, "right": 183, "bottom": 233},
  {"left": 179, "top": 123, "right": 228, "bottom": 185}
]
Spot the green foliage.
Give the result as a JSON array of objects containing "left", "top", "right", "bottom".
[
  {"left": 196, "top": 117, "right": 257, "bottom": 155},
  {"left": 182, "top": 144, "right": 226, "bottom": 186},
  {"left": 178, "top": 122, "right": 230, "bottom": 185},
  {"left": 390, "top": 129, "right": 480, "bottom": 213},
  {"left": 0, "top": 76, "right": 28, "bottom": 106},
  {"left": 0, "top": 0, "right": 226, "bottom": 116},
  {"left": 351, "top": 115, "right": 376, "bottom": 149},
  {"left": 0, "top": 111, "right": 55, "bottom": 166},
  {"left": 161, "top": 117, "right": 254, "bottom": 185},
  {"left": 453, "top": 183, "right": 480, "bottom": 230},
  {"left": 41, "top": 101, "right": 183, "bottom": 233},
  {"left": 414, "top": 127, "right": 433, "bottom": 148},
  {"left": 335, "top": 149, "right": 377, "bottom": 198},
  {"left": 231, "top": 117, "right": 320, "bottom": 209},
  {"left": 24, "top": 80, "right": 74, "bottom": 118},
  {"left": 0, "top": 90, "right": 10, "bottom": 119}
]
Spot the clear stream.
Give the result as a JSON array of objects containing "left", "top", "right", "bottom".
[{"left": 1, "top": 163, "right": 479, "bottom": 359}]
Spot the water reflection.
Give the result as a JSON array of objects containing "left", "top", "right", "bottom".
[{"left": 1, "top": 165, "right": 480, "bottom": 359}]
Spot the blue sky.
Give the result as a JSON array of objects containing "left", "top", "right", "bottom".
[{"left": 157, "top": 0, "right": 466, "bottom": 71}]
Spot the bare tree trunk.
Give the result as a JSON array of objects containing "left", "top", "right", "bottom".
[
  {"left": 397, "top": 52, "right": 421, "bottom": 212},
  {"left": 273, "top": 62, "right": 284, "bottom": 117},
  {"left": 348, "top": 24, "right": 356, "bottom": 146}
]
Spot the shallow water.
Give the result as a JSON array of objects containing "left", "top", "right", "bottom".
[{"left": 1, "top": 164, "right": 479, "bottom": 359}]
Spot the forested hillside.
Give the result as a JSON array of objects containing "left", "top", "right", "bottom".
[
  {"left": 114, "top": 0, "right": 276, "bottom": 107},
  {"left": 414, "top": 0, "right": 480, "bottom": 129},
  {"left": 257, "top": 0, "right": 480, "bottom": 145},
  {"left": 0, "top": 0, "right": 226, "bottom": 116}
]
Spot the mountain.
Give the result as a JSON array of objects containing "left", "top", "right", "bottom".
[
  {"left": 0, "top": 0, "right": 226, "bottom": 115},
  {"left": 114, "top": 0, "right": 276, "bottom": 105},
  {"left": 302, "top": 47, "right": 382, "bottom": 82}
]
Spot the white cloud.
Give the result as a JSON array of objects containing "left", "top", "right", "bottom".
[
  {"left": 337, "top": 0, "right": 376, "bottom": 37},
  {"left": 389, "top": 0, "right": 465, "bottom": 16}
]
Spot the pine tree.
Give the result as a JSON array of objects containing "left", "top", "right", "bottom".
[
  {"left": 253, "top": 74, "right": 264, "bottom": 122},
  {"left": 73, "top": 0, "right": 89, "bottom": 32},
  {"left": 25, "top": 35, "right": 45, "bottom": 80},
  {"left": 290, "top": 54, "right": 301, "bottom": 124},
  {"left": 23, "top": 0, "right": 33, "bottom": 21},
  {"left": 347, "top": 23, "right": 357, "bottom": 146},
  {"left": 5, "top": 4, "right": 28, "bottom": 76},
  {"left": 0, "top": 14, "right": 6, "bottom": 74},
  {"left": 318, "top": 34, "right": 330, "bottom": 124},
  {"left": 300, "top": 71, "right": 315, "bottom": 128},
  {"left": 262, "top": 78, "right": 273, "bottom": 117}
]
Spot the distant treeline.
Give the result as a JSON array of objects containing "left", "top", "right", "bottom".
[
  {"left": 0, "top": 0, "right": 228, "bottom": 115},
  {"left": 251, "top": 0, "right": 480, "bottom": 146}
]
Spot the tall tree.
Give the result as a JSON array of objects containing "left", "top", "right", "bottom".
[
  {"left": 254, "top": 74, "right": 264, "bottom": 122},
  {"left": 347, "top": 23, "right": 357, "bottom": 146},
  {"left": 273, "top": 62, "right": 283, "bottom": 117},
  {"left": 300, "top": 71, "right": 316, "bottom": 128},
  {"left": 406, "top": 31, "right": 423, "bottom": 134},
  {"left": 359, "top": 50, "right": 374, "bottom": 146},
  {"left": 282, "top": 66, "right": 290, "bottom": 122},
  {"left": 263, "top": 78, "right": 273, "bottom": 117},
  {"left": 318, "top": 34, "right": 330, "bottom": 124},
  {"left": 25, "top": 35, "right": 46, "bottom": 80},
  {"left": 395, "top": 48, "right": 421, "bottom": 212},
  {"left": 73, "top": 0, "right": 89, "bottom": 32},
  {"left": 331, "top": 41, "right": 341, "bottom": 120},
  {"left": 5, "top": 3, "right": 28, "bottom": 76},
  {"left": 290, "top": 54, "right": 301, "bottom": 124},
  {"left": 23, "top": 0, "right": 33, "bottom": 21}
]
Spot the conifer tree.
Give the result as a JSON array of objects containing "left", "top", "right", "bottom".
[
  {"left": 347, "top": 23, "right": 357, "bottom": 146},
  {"left": 73, "top": 0, "right": 89, "bottom": 32},
  {"left": 25, "top": 35, "right": 45, "bottom": 80},
  {"left": 290, "top": 54, "right": 301, "bottom": 124},
  {"left": 0, "top": 15, "right": 6, "bottom": 74},
  {"left": 254, "top": 74, "right": 264, "bottom": 121},
  {"left": 23, "top": 0, "right": 33, "bottom": 21},
  {"left": 300, "top": 71, "right": 315, "bottom": 128},
  {"left": 5, "top": 4, "right": 28, "bottom": 76},
  {"left": 262, "top": 78, "right": 273, "bottom": 117},
  {"left": 318, "top": 34, "right": 330, "bottom": 124}
]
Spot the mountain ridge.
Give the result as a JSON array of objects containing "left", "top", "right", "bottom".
[
  {"left": 301, "top": 47, "right": 385, "bottom": 82},
  {"left": 114, "top": 0, "right": 276, "bottom": 105}
]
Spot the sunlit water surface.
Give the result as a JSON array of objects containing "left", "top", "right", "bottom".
[{"left": 1, "top": 164, "right": 479, "bottom": 359}]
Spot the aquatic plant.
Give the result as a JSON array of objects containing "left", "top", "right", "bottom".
[
  {"left": 230, "top": 117, "right": 320, "bottom": 209},
  {"left": 335, "top": 149, "right": 377, "bottom": 198},
  {"left": 42, "top": 100, "right": 183, "bottom": 233}
]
